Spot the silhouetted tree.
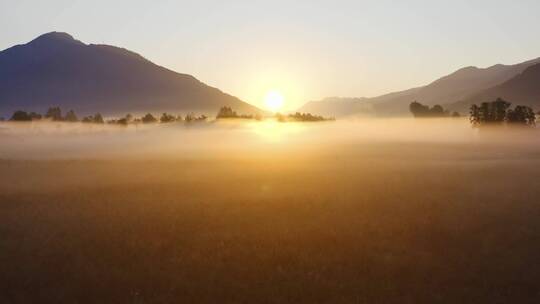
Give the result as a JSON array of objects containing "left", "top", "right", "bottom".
[
  {"left": 64, "top": 110, "right": 78, "bottom": 122},
  {"left": 45, "top": 107, "right": 63, "bottom": 121},
  {"left": 109, "top": 114, "right": 133, "bottom": 125},
  {"left": 430, "top": 105, "right": 448, "bottom": 116},
  {"left": 141, "top": 113, "right": 157, "bottom": 123},
  {"left": 409, "top": 101, "right": 430, "bottom": 117},
  {"left": 470, "top": 104, "right": 480, "bottom": 125},
  {"left": 185, "top": 113, "right": 207, "bottom": 123},
  {"left": 451, "top": 111, "right": 461, "bottom": 118},
  {"left": 160, "top": 113, "right": 176, "bottom": 123},
  {"left": 506, "top": 105, "right": 536, "bottom": 126},
  {"left": 469, "top": 98, "right": 536, "bottom": 127},
  {"left": 10, "top": 110, "right": 32, "bottom": 121},
  {"left": 185, "top": 113, "right": 195, "bottom": 123},
  {"left": 10, "top": 110, "right": 42, "bottom": 121},
  {"left": 216, "top": 106, "right": 238, "bottom": 119},
  {"left": 94, "top": 113, "right": 104, "bottom": 124},
  {"left": 82, "top": 113, "right": 104, "bottom": 124},
  {"left": 216, "top": 106, "right": 260, "bottom": 120},
  {"left": 276, "top": 112, "right": 332, "bottom": 122},
  {"left": 471, "top": 98, "right": 510, "bottom": 125},
  {"left": 491, "top": 98, "right": 512, "bottom": 122},
  {"left": 470, "top": 98, "right": 512, "bottom": 126},
  {"left": 410, "top": 101, "right": 451, "bottom": 118}
]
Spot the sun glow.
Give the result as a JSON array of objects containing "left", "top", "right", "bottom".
[
  {"left": 264, "top": 91, "right": 285, "bottom": 112},
  {"left": 248, "top": 119, "right": 306, "bottom": 142}
]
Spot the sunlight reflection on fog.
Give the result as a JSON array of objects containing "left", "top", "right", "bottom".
[
  {"left": 0, "top": 118, "right": 539, "bottom": 160},
  {"left": 245, "top": 120, "right": 307, "bottom": 142}
]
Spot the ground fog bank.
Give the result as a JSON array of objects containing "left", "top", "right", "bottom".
[{"left": 1, "top": 118, "right": 540, "bottom": 303}]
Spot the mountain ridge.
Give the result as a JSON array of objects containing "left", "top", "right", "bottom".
[
  {"left": 300, "top": 57, "right": 540, "bottom": 117},
  {"left": 0, "top": 32, "right": 262, "bottom": 117},
  {"left": 450, "top": 62, "right": 540, "bottom": 112}
]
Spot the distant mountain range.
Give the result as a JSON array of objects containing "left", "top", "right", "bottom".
[
  {"left": 297, "top": 97, "right": 372, "bottom": 118},
  {"left": 3, "top": 32, "right": 539, "bottom": 119},
  {"left": 0, "top": 32, "right": 262, "bottom": 117},
  {"left": 300, "top": 58, "right": 540, "bottom": 117},
  {"left": 450, "top": 62, "right": 540, "bottom": 112}
]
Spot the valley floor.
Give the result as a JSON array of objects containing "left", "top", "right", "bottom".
[{"left": 1, "top": 139, "right": 540, "bottom": 303}]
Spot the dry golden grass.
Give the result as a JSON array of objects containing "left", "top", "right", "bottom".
[{"left": 1, "top": 121, "right": 540, "bottom": 303}]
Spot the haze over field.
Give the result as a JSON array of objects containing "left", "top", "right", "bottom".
[
  {"left": 2, "top": 120, "right": 540, "bottom": 303},
  {"left": 2, "top": 118, "right": 538, "bottom": 160}
]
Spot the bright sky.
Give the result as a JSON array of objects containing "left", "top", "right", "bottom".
[{"left": 1, "top": 0, "right": 540, "bottom": 110}]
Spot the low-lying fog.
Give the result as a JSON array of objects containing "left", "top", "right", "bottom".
[
  {"left": 3, "top": 118, "right": 540, "bottom": 304},
  {"left": 1, "top": 118, "right": 539, "bottom": 160}
]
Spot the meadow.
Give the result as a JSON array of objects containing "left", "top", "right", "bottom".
[{"left": 1, "top": 119, "right": 540, "bottom": 303}]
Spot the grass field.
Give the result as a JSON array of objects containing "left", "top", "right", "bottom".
[{"left": 1, "top": 120, "right": 540, "bottom": 303}]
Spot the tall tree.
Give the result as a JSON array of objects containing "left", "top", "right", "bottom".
[
  {"left": 409, "top": 101, "right": 430, "bottom": 117},
  {"left": 45, "top": 107, "right": 63, "bottom": 121},
  {"left": 216, "top": 106, "right": 238, "bottom": 119},
  {"left": 506, "top": 105, "right": 536, "bottom": 126},
  {"left": 470, "top": 98, "right": 536, "bottom": 127},
  {"left": 141, "top": 113, "right": 157, "bottom": 123},
  {"left": 160, "top": 113, "right": 176, "bottom": 123},
  {"left": 64, "top": 110, "right": 79, "bottom": 122},
  {"left": 470, "top": 98, "right": 511, "bottom": 126},
  {"left": 410, "top": 101, "right": 451, "bottom": 118},
  {"left": 94, "top": 113, "right": 105, "bottom": 124}
]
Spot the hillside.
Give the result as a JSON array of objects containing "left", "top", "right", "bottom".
[
  {"left": 300, "top": 58, "right": 540, "bottom": 117},
  {"left": 0, "top": 32, "right": 262, "bottom": 116},
  {"left": 298, "top": 97, "right": 372, "bottom": 117},
  {"left": 450, "top": 62, "right": 540, "bottom": 112}
]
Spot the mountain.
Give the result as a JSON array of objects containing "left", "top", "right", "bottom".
[
  {"left": 298, "top": 88, "right": 421, "bottom": 118},
  {"left": 298, "top": 97, "right": 372, "bottom": 117},
  {"left": 450, "top": 62, "right": 540, "bottom": 112},
  {"left": 300, "top": 58, "right": 540, "bottom": 117},
  {"left": 0, "top": 32, "right": 262, "bottom": 117}
]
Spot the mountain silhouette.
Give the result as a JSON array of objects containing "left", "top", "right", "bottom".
[
  {"left": 298, "top": 97, "right": 373, "bottom": 117},
  {"left": 450, "top": 62, "right": 540, "bottom": 111},
  {"left": 0, "top": 32, "right": 262, "bottom": 116},
  {"left": 300, "top": 58, "right": 540, "bottom": 117}
]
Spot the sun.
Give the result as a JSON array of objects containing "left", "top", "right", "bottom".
[{"left": 264, "top": 91, "right": 285, "bottom": 112}]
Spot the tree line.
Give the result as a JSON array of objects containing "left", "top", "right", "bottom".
[
  {"left": 5, "top": 102, "right": 538, "bottom": 126},
  {"left": 5, "top": 107, "right": 208, "bottom": 124},
  {"left": 409, "top": 101, "right": 460, "bottom": 118},
  {"left": 410, "top": 98, "right": 538, "bottom": 127},
  {"left": 470, "top": 98, "right": 536, "bottom": 127},
  {"left": 276, "top": 112, "right": 334, "bottom": 122},
  {"left": 8, "top": 107, "right": 88, "bottom": 122},
  {"left": 215, "top": 106, "right": 334, "bottom": 122},
  {"left": 216, "top": 106, "right": 262, "bottom": 120}
]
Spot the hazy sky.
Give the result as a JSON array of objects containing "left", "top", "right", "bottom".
[{"left": 1, "top": 0, "right": 540, "bottom": 110}]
